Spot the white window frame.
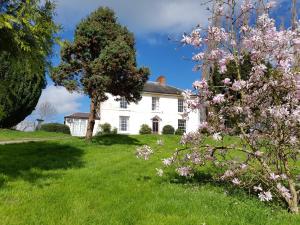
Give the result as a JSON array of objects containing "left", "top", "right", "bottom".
[
  {"left": 178, "top": 99, "right": 184, "bottom": 112},
  {"left": 120, "top": 97, "right": 128, "bottom": 109},
  {"left": 119, "top": 116, "right": 129, "bottom": 132},
  {"left": 178, "top": 119, "right": 186, "bottom": 132},
  {"left": 152, "top": 97, "right": 159, "bottom": 111}
]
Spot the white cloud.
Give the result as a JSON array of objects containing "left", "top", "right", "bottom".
[
  {"left": 37, "top": 85, "right": 84, "bottom": 114},
  {"left": 53, "top": 0, "right": 211, "bottom": 35}
]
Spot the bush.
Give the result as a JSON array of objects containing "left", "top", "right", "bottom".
[
  {"left": 40, "top": 123, "right": 70, "bottom": 134},
  {"left": 162, "top": 125, "right": 175, "bottom": 134},
  {"left": 139, "top": 124, "right": 152, "bottom": 134},
  {"left": 175, "top": 128, "right": 184, "bottom": 135},
  {"left": 99, "top": 123, "right": 112, "bottom": 135},
  {"left": 112, "top": 127, "right": 118, "bottom": 134}
]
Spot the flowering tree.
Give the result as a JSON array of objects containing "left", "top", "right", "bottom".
[{"left": 137, "top": 1, "right": 300, "bottom": 213}]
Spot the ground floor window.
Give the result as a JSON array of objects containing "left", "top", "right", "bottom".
[
  {"left": 178, "top": 119, "right": 186, "bottom": 133},
  {"left": 119, "top": 116, "right": 129, "bottom": 131}
]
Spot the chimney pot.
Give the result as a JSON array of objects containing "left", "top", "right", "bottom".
[{"left": 156, "top": 75, "right": 166, "bottom": 86}]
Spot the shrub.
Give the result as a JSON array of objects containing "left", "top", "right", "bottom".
[
  {"left": 175, "top": 128, "right": 184, "bottom": 135},
  {"left": 139, "top": 124, "right": 152, "bottom": 134},
  {"left": 112, "top": 127, "right": 118, "bottom": 134},
  {"left": 40, "top": 123, "right": 70, "bottom": 134},
  {"left": 162, "top": 125, "right": 175, "bottom": 134},
  {"left": 99, "top": 123, "right": 111, "bottom": 135}
]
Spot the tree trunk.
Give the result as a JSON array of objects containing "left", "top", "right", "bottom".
[
  {"left": 85, "top": 95, "right": 97, "bottom": 140},
  {"left": 288, "top": 178, "right": 299, "bottom": 214}
]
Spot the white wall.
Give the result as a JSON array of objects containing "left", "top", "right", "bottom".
[
  {"left": 65, "top": 92, "right": 200, "bottom": 136},
  {"left": 98, "top": 92, "right": 200, "bottom": 135}
]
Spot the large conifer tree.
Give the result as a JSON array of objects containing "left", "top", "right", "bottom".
[{"left": 52, "top": 7, "right": 149, "bottom": 140}]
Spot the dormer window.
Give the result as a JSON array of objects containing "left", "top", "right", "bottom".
[
  {"left": 152, "top": 97, "right": 159, "bottom": 111},
  {"left": 120, "top": 97, "right": 127, "bottom": 109},
  {"left": 178, "top": 99, "right": 184, "bottom": 112}
]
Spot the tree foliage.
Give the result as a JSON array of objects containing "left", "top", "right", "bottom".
[
  {"left": 0, "top": 0, "right": 59, "bottom": 128},
  {"left": 52, "top": 7, "right": 149, "bottom": 139}
]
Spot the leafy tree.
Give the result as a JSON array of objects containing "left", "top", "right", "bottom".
[
  {"left": 0, "top": 0, "right": 59, "bottom": 128},
  {"left": 52, "top": 7, "right": 149, "bottom": 140}
]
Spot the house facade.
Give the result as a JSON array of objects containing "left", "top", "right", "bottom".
[{"left": 65, "top": 76, "right": 201, "bottom": 136}]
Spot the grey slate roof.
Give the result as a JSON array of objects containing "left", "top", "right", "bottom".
[
  {"left": 64, "top": 112, "right": 100, "bottom": 120},
  {"left": 143, "top": 82, "right": 182, "bottom": 95}
]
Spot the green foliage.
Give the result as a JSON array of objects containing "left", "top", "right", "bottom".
[
  {"left": 139, "top": 124, "right": 152, "bottom": 134},
  {"left": 52, "top": 7, "right": 149, "bottom": 139},
  {"left": 112, "top": 127, "right": 118, "bottom": 134},
  {"left": 0, "top": 0, "right": 59, "bottom": 128},
  {"left": 99, "top": 123, "right": 112, "bottom": 135},
  {"left": 175, "top": 128, "right": 184, "bottom": 135},
  {"left": 162, "top": 125, "right": 175, "bottom": 134},
  {"left": 40, "top": 123, "right": 71, "bottom": 134}
]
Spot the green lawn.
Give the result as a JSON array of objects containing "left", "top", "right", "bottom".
[
  {"left": 0, "top": 129, "right": 70, "bottom": 141},
  {"left": 0, "top": 132, "right": 299, "bottom": 225}
]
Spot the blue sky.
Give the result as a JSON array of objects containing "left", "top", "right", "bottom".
[{"left": 37, "top": 0, "right": 298, "bottom": 123}]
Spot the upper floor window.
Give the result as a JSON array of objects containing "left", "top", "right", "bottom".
[
  {"left": 152, "top": 97, "right": 159, "bottom": 111},
  {"left": 178, "top": 99, "right": 184, "bottom": 112},
  {"left": 120, "top": 97, "right": 127, "bottom": 109},
  {"left": 119, "top": 116, "right": 129, "bottom": 131},
  {"left": 178, "top": 119, "right": 186, "bottom": 133}
]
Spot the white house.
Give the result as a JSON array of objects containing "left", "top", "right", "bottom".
[{"left": 65, "top": 76, "right": 201, "bottom": 136}]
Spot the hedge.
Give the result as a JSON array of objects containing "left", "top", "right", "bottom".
[{"left": 40, "top": 123, "right": 70, "bottom": 134}]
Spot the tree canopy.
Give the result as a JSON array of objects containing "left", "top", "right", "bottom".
[
  {"left": 0, "top": 0, "right": 59, "bottom": 128},
  {"left": 52, "top": 7, "right": 149, "bottom": 139}
]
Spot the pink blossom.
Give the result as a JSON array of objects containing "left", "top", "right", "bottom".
[
  {"left": 162, "top": 157, "right": 173, "bottom": 166},
  {"left": 212, "top": 132, "right": 222, "bottom": 141},
  {"left": 136, "top": 145, "right": 153, "bottom": 160},
  {"left": 269, "top": 173, "right": 280, "bottom": 180},
  {"left": 176, "top": 166, "right": 193, "bottom": 177},
  {"left": 254, "top": 184, "right": 263, "bottom": 192},
  {"left": 212, "top": 94, "right": 225, "bottom": 104},
  {"left": 232, "top": 178, "right": 241, "bottom": 185},
  {"left": 231, "top": 80, "right": 246, "bottom": 91},
  {"left": 223, "top": 78, "right": 231, "bottom": 85},
  {"left": 277, "top": 183, "right": 291, "bottom": 199},
  {"left": 258, "top": 191, "right": 273, "bottom": 202}
]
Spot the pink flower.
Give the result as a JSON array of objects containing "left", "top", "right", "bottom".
[
  {"left": 254, "top": 184, "right": 263, "bottom": 192},
  {"left": 212, "top": 132, "right": 222, "bottom": 141},
  {"left": 212, "top": 94, "right": 225, "bottom": 104},
  {"left": 269, "top": 173, "right": 280, "bottom": 180},
  {"left": 136, "top": 145, "right": 153, "bottom": 160},
  {"left": 176, "top": 166, "right": 193, "bottom": 177},
  {"left": 231, "top": 80, "right": 246, "bottom": 91},
  {"left": 277, "top": 183, "right": 291, "bottom": 199},
  {"left": 232, "top": 178, "right": 241, "bottom": 185},
  {"left": 162, "top": 157, "right": 173, "bottom": 166},
  {"left": 258, "top": 191, "right": 273, "bottom": 202},
  {"left": 223, "top": 78, "right": 231, "bottom": 85}
]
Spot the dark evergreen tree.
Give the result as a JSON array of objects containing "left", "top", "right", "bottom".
[
  {"left": 52, "top": 7, "right": 149, "bottom": 140},
  {"left": 0, "top": 0, "right": 59, "bottom": 128}
]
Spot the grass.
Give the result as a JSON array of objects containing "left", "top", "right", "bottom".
[
  {"left": 0, "top": 132, "right": 299, "bottom": 225},
  {"left": 0, "top": 129, "right": 70, "bottom": 141}
]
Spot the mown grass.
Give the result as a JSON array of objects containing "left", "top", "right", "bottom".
[
  {"left": 0, "top": 129, "right": 70, "bottom": 141},
  {"left": 0, "top": 132, "right": 299, "bottom": 225}
]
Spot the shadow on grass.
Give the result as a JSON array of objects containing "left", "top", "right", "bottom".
[
  {"left": 92, "top": 134, "right": 141, "bottom": 146},
  {"left": 0, "top": 141, "right": 84, "bottom": 186}
]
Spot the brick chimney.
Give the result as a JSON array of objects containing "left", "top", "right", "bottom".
[{"left": 156, "top": 75, "right": 166, "bottom": 86}]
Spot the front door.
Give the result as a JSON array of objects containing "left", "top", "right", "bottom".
[{"left": 152, "top": 119, "right": 159, "bottom": 133}]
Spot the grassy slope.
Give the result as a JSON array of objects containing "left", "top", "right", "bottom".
[
  {"left": 0, "top": 129, "right": 70, "bottom": 141},
  {"left": 0, "top": 133, "right": 299, "bottom": 225}
]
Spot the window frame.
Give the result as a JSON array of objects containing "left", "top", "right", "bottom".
[
  {"left": 152, "top": 97, "right": 160, "bottom": 111},
  {"left": 120, "top": 97, "right": 128, "bottom": 109},
  {"left": 178, "top": 119, "right": 186, "bottom": 133},
  {"left": 119, "top": 116, "right": 129, "bottom": 132},
  {"left": 178, "top": 99, "right": 184, "bottom": 112}
]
